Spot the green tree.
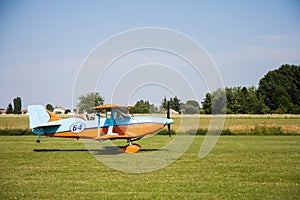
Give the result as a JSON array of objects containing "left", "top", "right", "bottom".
[
  {"left": 201, "top": 89, "right": 227, "bottom": 114},
  {"left": 183, "top": 100, "right": 200, "bottom": 114},
  {"left": 186, "top": 100, "right": 200, "bottom": 108},
  {"left": 204, "top": 86, "right": 269, "bottom": 114},
  {"left": 225, "top": 86, "right": 269, "bottom": 114},
  {"left": 77, "top": 92, "right": 104, "bottom": 113},
  {"left": 235, "top": 87, "right": 258, "bottom": 114},
  {"left": 13, "top": 97, "right": 22, "bottom": 114},
  {"left": 258, "top": 64, "right": 300, "bottom": 114},
  {"left": 161, "top": 96, "right": 168, "bottom": 110},
  {"left": 161, "top": 96, "right": 182, "bottom": 113},
  {"left": 64, "top": 109, "right": 71, "bottom": 114},
  {"left": 131, "top": 100, "right": 152, "bottom": 113},
  {"left": 6, "top": 103, "right": 13, "bottom": 114},
  {"left": 182, "top": 104, "right": 199, "bottom": 114},
  {"left": 225, "top": 87, "right": 241, "bottom": 114},
  {"left": 149, "top": 104, "right": 156, "bottom": 113},
  {"left": 201, "top": 93, "right": 212, "bottom": 114},
  {"left": 46, "top": 104, "right": 54, "bottom": 112},
  {"left": 170, "top": 96, "right": 181, "bottom": 113},
  {"left": 211, "top": 88, "right": 226, "bottom": 114}
]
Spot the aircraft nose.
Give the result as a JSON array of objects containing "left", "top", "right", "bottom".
[{"left": 166, "top": 119, "right": 174, "bottom": 125}]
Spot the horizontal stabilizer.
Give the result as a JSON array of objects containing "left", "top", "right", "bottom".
[{"left": 32, "top": 123, "right": 61, "bottom": 129}]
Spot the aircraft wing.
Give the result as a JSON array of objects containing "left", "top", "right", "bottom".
[
  {"left": 93, "top": 129, "right": 152, "bottom": 141},
  {"left": 93, "top": 132, "right": 136, "bottom": 140}
]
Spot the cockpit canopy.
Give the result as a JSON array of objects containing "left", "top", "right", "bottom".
[{"left": 93, "top": 104, "right": 134, "bottom": 121}]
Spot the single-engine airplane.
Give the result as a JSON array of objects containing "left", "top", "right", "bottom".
[{"left": 28, "top": 103, "right": 173, "bottom": 153}]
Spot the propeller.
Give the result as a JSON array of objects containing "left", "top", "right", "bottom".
[{"left": 167, "top": 101, "right": 171, "bottom": 140}]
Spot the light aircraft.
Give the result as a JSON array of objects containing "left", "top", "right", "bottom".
[{"left": 28, "top": 103, "right": 174, "bottom": 153}]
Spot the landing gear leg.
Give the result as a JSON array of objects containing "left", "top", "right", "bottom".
[{"left": 127, "top": 139, "right": 132, "bottom": 146}]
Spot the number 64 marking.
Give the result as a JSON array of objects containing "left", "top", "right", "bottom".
[{"left": 70, "top": 122, "right": 85, "bottom": 133}]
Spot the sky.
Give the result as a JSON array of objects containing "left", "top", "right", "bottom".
[{"left": 0, "top": 0, "right": 300, "bottom": 109}]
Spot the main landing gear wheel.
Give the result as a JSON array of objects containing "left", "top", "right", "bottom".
[
  {"left": 123, "top": 144, "right": 141, "bottom": 153},
  {"left": 119, "top": 139, "right": 141, "bottom": 153}
]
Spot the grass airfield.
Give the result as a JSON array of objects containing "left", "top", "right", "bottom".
[{"left": 1, "top": 135, "right": 299, "bottom": 199}]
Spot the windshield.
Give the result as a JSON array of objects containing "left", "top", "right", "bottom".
[{"left": 113, "top": 108, "right": 131, "bottom": 120}]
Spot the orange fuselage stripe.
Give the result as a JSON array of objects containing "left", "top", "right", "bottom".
[{"left": 42, "top": 123, "right": 165, "bottom": 139}]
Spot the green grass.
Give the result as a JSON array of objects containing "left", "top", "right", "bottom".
[{"left": 1, "top": 135, "right": 299, "bottom": 199}]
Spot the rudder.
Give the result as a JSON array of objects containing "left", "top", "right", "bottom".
[{"left": 28, "top": 105, "right": 51, "bottom": 129}]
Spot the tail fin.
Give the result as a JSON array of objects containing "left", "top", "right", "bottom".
[{"left": 27, "top": 105, "right": 61, "bottom": 129}]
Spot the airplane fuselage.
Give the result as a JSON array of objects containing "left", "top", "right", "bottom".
[{"left": 32, "top": 115, "right": 170, "bottom": 140}]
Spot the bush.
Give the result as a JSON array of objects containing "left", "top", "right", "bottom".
[
  {"left": 252, "top": 126, "right": 284, "bottom": 135},
  {"left": 157, "top": 129, "right": 177, "bottom": 135},
  {"left": 182, "top": 127, "right": 294, "bottom": 136},
  {"left": 0, "top": 129, "right": 33, "bottom": 136}
]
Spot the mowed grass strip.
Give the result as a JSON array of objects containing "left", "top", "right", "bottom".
[{"left": 0, "top": 135, "right": 299, "bottom": 199}]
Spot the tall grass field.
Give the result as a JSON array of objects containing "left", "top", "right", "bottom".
[{"left": 0, "top": 114, "right": 300, "bottom": 135}]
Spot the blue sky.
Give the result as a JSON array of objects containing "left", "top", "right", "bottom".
[{"left": 0, "top": 0, "right": 300, "bottom": 109}]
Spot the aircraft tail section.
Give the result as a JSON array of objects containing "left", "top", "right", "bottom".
[{"left": 28, "top": 105, "right": 61, "bottom": 129}]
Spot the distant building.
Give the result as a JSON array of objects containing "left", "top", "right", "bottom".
[
  {"left": 0, "top": 109, "right": 6, "bottom": 115},
  {"left": 53, "top": 105, "right": 65, "bottom": 114},
  {"left": 170, "top": 109, "right": 179, "bottom": 115},
  {"left": 154, "top": 106, "right": 179, "bottom": 115},
  {"left": 21, "top": 110, "right": 28, "bottom": 115},
  {"left": 155, "top": 106, "right": 161, "bottom": 113}
]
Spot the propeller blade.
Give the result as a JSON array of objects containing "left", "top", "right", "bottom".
[
  {"left": 167, "top": 101, "right": 171, "bottom": 140},
  {"left": 167, "top": 101, "right": 170, "bottom": 119},
  {"left": 168, "top": 124, "right": 171, "bottom": 139}
]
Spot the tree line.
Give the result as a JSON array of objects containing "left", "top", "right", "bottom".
[
  {"left": 201, "top": 64, "right": 300, "bottom": 114},
  {"left": 76, "top": 64, "right": 299, "bottom": 114},
  {"left": 122, "top": 64, "right": 300, "bottom": 114},
  {"left": 3, "top": 64, "right": 298, "bottom": 115},
  {"left": 75, "top": 93, "right": 196, "bottom": 114},
  {"left": 131, "top": 97, "right": 200, "bottom": 114}
]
